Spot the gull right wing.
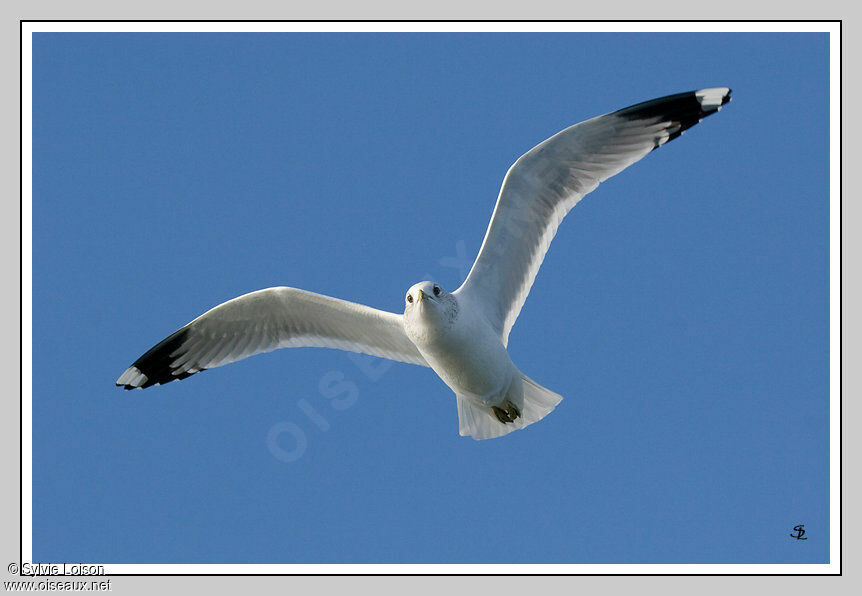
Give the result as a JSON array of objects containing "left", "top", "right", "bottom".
[{"left": 116, "top": 287, "right": 428, "bottom": 389}]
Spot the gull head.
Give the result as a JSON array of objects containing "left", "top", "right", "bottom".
[{"left": 403, "top": 281, "right": 458, "bottom": 329}]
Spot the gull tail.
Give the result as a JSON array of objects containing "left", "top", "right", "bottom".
[{"left": 456, "top": 374, "right": 563, "bottom": 441}]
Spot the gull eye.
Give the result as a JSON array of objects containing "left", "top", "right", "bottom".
[
  {"left": 407, "top": 294, "right": 413, "bottom": 303},
  {"left": 433, "top": 285, "right": 441, "bottom": 296}
]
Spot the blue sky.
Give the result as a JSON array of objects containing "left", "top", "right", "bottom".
[{"left": 31, "top": 32, "right": 830, "bottom": 564}]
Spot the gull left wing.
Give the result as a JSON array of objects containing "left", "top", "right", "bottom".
[{"left": 456, "top": 88, "right": 731, "bottom": 345}]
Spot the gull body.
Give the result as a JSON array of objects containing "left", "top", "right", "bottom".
[
  {"left": 404, "top": 281, "right": 516, "bottom": 407},
  {"left": 116, "top": 88, "right": 731, "bottom": 440},
  {"left": 400, "top": 281, "right": 561, "bottom": 437}
]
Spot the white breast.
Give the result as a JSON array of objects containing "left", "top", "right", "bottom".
[{"left": 406, "top": 293, "right": 515, "bottom": 404}]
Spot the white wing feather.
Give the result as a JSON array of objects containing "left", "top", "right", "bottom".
[
  {"left": 456, "top": 88, "right": 731, "bottom": 344},
  {"left": 116, "top": 287, "right": 427, "bottom": 389}
]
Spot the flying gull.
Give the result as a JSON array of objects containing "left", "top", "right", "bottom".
[{"left": 117, "top": 88, "right": 732, "bottom": 440}]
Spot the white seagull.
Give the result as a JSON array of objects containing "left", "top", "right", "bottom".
[{"left": 117, "top": 88, "right": 731, "bottom": 440}]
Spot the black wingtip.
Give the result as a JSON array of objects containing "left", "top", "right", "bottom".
[
  {"left": 618, "top": 88, "right": 731, "bottom": 117},
  {"left": 117, "top": 326, "right": 204, "bottom": 390},
  {"left": 616, "top": 87, "right": 731, "bottom": 149}
]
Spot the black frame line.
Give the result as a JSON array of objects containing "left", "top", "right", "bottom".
[{"left": 18, "top": 18, "right": 842, "bottom": 578}]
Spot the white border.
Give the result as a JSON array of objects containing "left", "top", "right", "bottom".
[
  {"left": 22, "top": 21, "right": 838, "bottom": 33},
  {"left": 828, "top": 15, "right": 841, "bottom": 577},
  {"left": 22, "top": 18, "right": 33, "bottom": 576},
  {"left": 21, "top": 20, "right": 841, "bottom": 575}
]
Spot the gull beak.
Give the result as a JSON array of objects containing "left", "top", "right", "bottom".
[{"left": 416, "top": 289, "right": 424, "bottom": 302}]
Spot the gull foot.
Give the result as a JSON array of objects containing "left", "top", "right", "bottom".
[{"left": 491, "top": 400, "right": 521, "bottom": 424}]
